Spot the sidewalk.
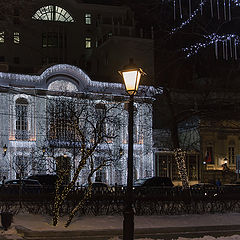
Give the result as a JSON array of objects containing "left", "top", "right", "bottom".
[{"left": 2, "top": 212, "right": 240, "bottom": 239}]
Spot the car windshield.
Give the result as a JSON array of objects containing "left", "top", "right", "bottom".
[
  {"left": 5, "top": 180, "right": 41, "bottom": 185},
  {"left": 82, "top": 182, "right": 108, "bottom": 188},
  {"left": 134, "top": 179, "right": 147, "bottom": 186}
]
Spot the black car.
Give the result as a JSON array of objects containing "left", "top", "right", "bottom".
[
  {"left": 26, "top": 174, "right": 57, "bottom": 193},
  {"left": 1, "top": 179, "right": 42, "bottom": 194},
  {"left": 133, "top": 177, "right": 174, "bottom": 197},
  {"left": 26, "top": 174, "right": 57, "bottom": 186},
  {"left": 134, "top": 177, "right": 174, "bottom": 188}
]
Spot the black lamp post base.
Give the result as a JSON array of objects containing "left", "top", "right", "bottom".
[
  {"left": 123, "top": 206, "right": 134, "bottom": 240},
  {"left": 1, "top": 212, "right": 13, "bottom": 231}
]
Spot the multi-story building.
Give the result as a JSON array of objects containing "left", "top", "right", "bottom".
[
  {"left": 0, "top": 64, "right": 154, "bottom": 185},
  {"left": 153, "top": 91, "right": 240, "bottom": 185},
  {"left": 0, "top": 0, "right": 154, "bottom": 84}
]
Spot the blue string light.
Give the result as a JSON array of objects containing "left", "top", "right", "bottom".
[
  {"left": 169, "top": 0, "right": 240, "bottom": 59},
  {"left": 182, "top": 34, "right": 240, "bottom": 59}
]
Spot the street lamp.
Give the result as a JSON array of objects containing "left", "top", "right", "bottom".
[
  {"left": 3, "top": 144, "right": 7, "bottom": 157},
  {"left": 42, "top": 146, "right": 46, "bottom": 155},
  {"left": 119, "top": 60, "right": 145, "bottom": 240}
]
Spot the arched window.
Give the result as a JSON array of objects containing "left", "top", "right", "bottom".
[
  {"left": 48, "top": 80, "right": 78, "bottom": 92},
  {"left": 32, "top": 5, "right": 74, "bottom": 22},
  {"left": 15, "top": 98, "right": 28, "bottom": 140}
]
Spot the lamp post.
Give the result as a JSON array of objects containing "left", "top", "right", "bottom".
[{"left": 119, "top": 60, "right": 145, "bottom": 240}]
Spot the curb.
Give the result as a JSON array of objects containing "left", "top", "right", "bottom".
[{"left": 14, "top": 224, "right": 240, "bottom": 240}]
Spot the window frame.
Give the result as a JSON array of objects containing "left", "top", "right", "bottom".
[
  {"left": 14, "top": 32, "right": 20, "bottom": 44},
  {"left": 85, "top": 13, "right": 91, "bottom": 24},
  {"left": 0, "top": 31, "right": 4, "bottom": 43},
  {"left": 32, "top": 5, "right": 74, "bottom": 22},
  {"left": 85, "top": 37, "right": 91, "bottom": 49},
  {"left": 15, "top": 98, "right": 29, "bottom": 140}
]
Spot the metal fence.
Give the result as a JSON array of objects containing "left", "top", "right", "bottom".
[{"left": 1, "top": 186, "right": 240, "bottom": 216}]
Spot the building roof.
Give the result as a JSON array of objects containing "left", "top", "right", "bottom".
[{"left": 0, "top": 64, "right": 156, "bottom": 98}]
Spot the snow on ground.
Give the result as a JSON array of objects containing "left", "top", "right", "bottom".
[
  {"left": 8, "top": 212, "right": 240, "bottom": 231},
  {"left": 109, "top": 236, "right": 240, "bottom": 240},
  {"left": 2, "top": 212, "right": 240, "bottom": 239}
]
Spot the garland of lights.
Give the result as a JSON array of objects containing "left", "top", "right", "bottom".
[
  {"left": 172, "top": 0, "right": 238, "bottom": 24},
  {"left": 182, "top": 34, "right": 240, "bottom": 59},
  {"left": 174, "top": 148, "right": 189, "bottom": 190},
  {"left": 169, "top": 0, "right": 240, "bottom": 59},
  {"left": 171, "top": 0, "right": 206, "bottom": 35}
]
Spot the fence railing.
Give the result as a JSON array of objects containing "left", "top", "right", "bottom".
[
  {"left": 1, "top": 186, "right": 240, "bottom": 216},
  {"left": 1, "top": 185, "right": 240, "bottom": 202}
]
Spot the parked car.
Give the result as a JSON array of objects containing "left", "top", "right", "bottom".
[
  {"left": 190, "top": 183, "right": 218, "bottom": 197},
  {"left": 221, "top": 183, "right": 240, "bottom": 192},
  {"left": 82, "top": 182, "right": 114, "bottom": 193},
  {"left": 133, "top": 177, "right": 174, "bottom": 197},
  {"left": 134, "top": 177, "right": 174, "bottom": 188},
  {"left": 26, "top": 174, "right": 57, "bottom": 186},
  {"left": 1, "top": 179, "right": 42, "bottom": 194},
  {"left": 26, "top": 174, "right": 57, "bottom": 193},
  {"left": 190, "top": 183, "right": 217, "bottom": 190}
]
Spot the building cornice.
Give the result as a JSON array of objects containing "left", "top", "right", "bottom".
[{"left": 0, "top": 64, "right": 156, "bottom": 100}]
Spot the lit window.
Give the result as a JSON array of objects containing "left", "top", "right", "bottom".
[
  {"left": 228, "top": 146, "right": 235, "bottom": 164},
  {"left": 14, "top": 32, "right": 20, "bottom": 44},
  {"left": 15, "top": 98, "right": 28, "bottom": 140},
  {"left": 0, "top": 31, "right": 4, "bottom": 43},
  {"left": 85, "top": 13, "right": 91, "bottom": 24},
  {"left": 32, "top": 5, "right": 74, "bottom": 22},
  {"left": 85, "top": 37, "right": 91, "bottom": 48},
  {"left": 205, "top": 146, "right": 214, "bottom": 164}
]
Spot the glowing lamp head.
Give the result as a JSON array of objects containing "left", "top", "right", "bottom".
[
  {"left": 42, "top": 146, "right": 46, "bottom": 154},
  {"left": 119, "top": 59, "right": 146, "bottom": 96},
  {"left": 3, "top": 144, "right": 7, "bottom": 153}
]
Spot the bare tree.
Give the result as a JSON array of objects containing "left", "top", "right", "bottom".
[{"left": 45, "top": 96, "right": 123, "bottom": 226}]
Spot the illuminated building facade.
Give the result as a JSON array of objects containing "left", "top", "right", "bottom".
[{"left": 0, "top": 64, "right": 154, "bottom": 185}]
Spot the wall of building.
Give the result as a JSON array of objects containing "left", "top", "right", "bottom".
[
  {"left": 0, "top": 64, "right": 154, "bottom": 185},
  {"left": 200, "top": 119, "right": 240, "bottom": 171},
  {"left": 0, "top": 0, "right": 153, "bottom": 83}
]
